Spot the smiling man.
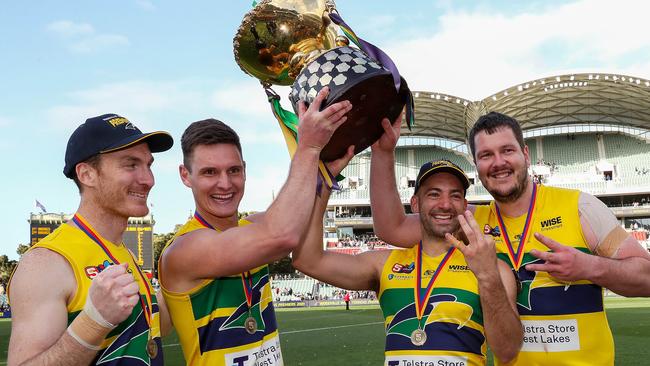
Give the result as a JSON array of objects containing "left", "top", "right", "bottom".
[
  {"left": 292, "top": 158, "right": 522, "bottom": 365},
  {"left": 158, "top": 88, "right": 352, "bottom": 366},
  {"left": 8, "top": 113, "right": 173, "bottom": 365}
]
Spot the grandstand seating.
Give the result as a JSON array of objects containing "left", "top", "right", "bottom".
[
  {"left": 271, "top": 276, "right": 377, "bottom": 303},
  {"left": 603, "top": 134, "right": 650, "bottom": 178},
  {"left": 331, "top": 132, "right": 650, "bottom": 202},
  {"left": 541, "top": 134, "right": 600, "bottom": 175},
  {"left": 271, "top": 277, "right": 316, "bottom": 301},
  {"left": 317, "top": 282, "right": 338, "bottom": 299},
  {"left": 411, "top": 146, "right": 474, "bottom": 172},
  {"left": 526, "top": 138, "right": 538, "bottom": 162}
]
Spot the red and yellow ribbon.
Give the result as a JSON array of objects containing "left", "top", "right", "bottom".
[{"left": 493, "top": 183, "right": 538, "bottom": 270}]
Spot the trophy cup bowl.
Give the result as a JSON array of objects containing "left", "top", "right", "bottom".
[{"left": 234, "top": 0, "right": 410, "bottom": 161}]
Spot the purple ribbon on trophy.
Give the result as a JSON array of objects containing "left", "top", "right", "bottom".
[{"left": 327, "top": 11, "right": 414, "bottom": 128}]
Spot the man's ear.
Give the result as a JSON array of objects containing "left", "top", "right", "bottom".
[
  {"left": 179, "top": 164, "right": 192, "bottom": 188},
  {"left": 410, "top": 195, "right": 420, "bottom": 213},
  {"left": 76, "top": 162, "right": 99, "bottom": 189}
]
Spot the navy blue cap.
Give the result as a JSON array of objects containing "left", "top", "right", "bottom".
[
  {"left": 414, "top": 159, "right": 470, "bottom": 194},
  {"left": 63, "top": 113, "right": 174, "bottom": 179}
]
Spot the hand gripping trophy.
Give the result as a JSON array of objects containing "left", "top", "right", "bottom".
[{"left": 234, "top": 0, "right": 413, "bottom": 187}]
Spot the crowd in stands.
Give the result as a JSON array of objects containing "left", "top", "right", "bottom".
[
  {"left": 535, "top": 159, "right": 557, "bottom": 173},
  {"left": 270, "top": 274, "right": 378, "bottom": 303},
  {"left": 0, "top": 294, "right": 9, "bottom": 312},
  {"left": 273, "top": 285, "right": 314, "bottom": 301},
  {"left": 271, "top": 274, "right": 300, "bottom": 281},
  {"left": 333, "top": 207, "right": 371, "bottom": 218},
  {"left": 335, "top": 234, "right": 387, "bottom": 249},
  {"left": 326, "top": 287, "right": 377, "bottom": 301},
  {"left": 634, "top": 167, "right": 650, "bottom": 175}
]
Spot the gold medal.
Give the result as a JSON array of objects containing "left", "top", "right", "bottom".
[
  {"left": 410, "top": 328, "right": 427, "bottom": 346},
  {"left": 245, "top": 316, "right": 258, "bottom": 334},
  {"left": 146, "top": 338, "right": 159, "bottom": 359}
]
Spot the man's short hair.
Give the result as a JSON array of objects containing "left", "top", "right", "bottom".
[
  {"left": 181, "top": 119, "right": 242, "bottom": 171},
  {"left": 468, "top": 112, "right": 525, "bottom": 160}
]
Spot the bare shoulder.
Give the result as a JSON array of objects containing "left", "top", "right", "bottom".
[
  {"left": 160, "top": 233, "right": 190, "bottom": 264},
  {"left": 358, "top": 248, "right": 392, "bottom": 269},
  {"left": 8, "top": 249, "right": 77, "bottom": 364},
  {"left": 10, "top": 247, "right": 75, "bottom": 307},
  {"left": 578, "top": 191, "right": 610, "bottom": 212}
]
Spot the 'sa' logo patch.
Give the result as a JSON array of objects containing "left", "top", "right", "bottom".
[
  {"left": 392, "top": 262, "right": 415, "bottom": 273},
  {"left": 484, "top": 224, "right": 501, "bottom": 237},
  {"left": 84, "top": 260, "right": 114, "bottom": 279}
]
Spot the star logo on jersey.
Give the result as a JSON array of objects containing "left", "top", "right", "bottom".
[
  {"left": 219, "top": 273, "right": 269, "bottom": 334},
  {"left": 385, "top": 294, "right": 474, "bottom": 340},
  {"left": 516, "top": 256, "right": 559, "bottom": 311},
  {"left": 95, "top": 296, "right": 160, "bottom": 365}
]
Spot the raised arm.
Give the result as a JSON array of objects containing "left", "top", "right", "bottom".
[
  {"left": 527, "top": 192, "right": 650, "bottom": 296},
  {"left": 370, "top": 116, "right": 420, "bottom": 246},
  {"left": 163, "top": 88, "right": 353, "bottom": 280},
  {"left": 448, "top": 211, "right": 523, "bottom": 364},
  {"left": 292, "top": 146, "right": 388, "bottom": 291},
  {"left": 9, "top": 249, "right": 140, "bottom": 366}
]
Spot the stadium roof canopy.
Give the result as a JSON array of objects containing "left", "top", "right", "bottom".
[{"left": 406, "top": 73, "right": 650, "bottom": 144}]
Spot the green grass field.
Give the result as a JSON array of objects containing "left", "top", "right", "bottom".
[{"left": 2, "top": 297, "right": 650, "bottom": 365}]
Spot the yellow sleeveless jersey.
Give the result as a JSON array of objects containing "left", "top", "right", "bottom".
[
  {"left": 159, "top": 217, "right": 282, "bottom": 366},
  {"left": 9, "top": 223, "right": 163, "bottom": 366},
  {"left": 474, "top": 185, "right": 614, "bottom": 366},
  {"left": 379, "top": 246, "right": 486, "bottom": 366}
]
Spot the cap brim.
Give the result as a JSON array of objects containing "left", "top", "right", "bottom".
[{"left": 101, "top": 131, "right": 174, "bottom": 154}]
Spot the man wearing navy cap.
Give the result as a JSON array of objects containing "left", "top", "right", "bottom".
[
  {"left": 293, "top": 158, "right": 522, "bottom": 365},
  {"left": 8, "top": 114, "right": 173, "bottom": 365}
]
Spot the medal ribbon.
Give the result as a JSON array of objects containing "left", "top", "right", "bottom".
[
  {"left": 242, "top": 272, "right": 254, "bottom": 311},
  {"left": 194, "top": 211, "right": 255, "bottom": 311},
  {"left": 414, "top": 243, "right": 455, "bottom": 327},
  {"left": 493, "top": 183, "right": 538, "bottom": 270},
  {"left": 72, "top": 214, "right": 153, "bottom": 332}
]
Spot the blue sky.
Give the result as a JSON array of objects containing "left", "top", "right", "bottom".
[{"left": 1, "top": 0, "right": 649, "bottom": 260}]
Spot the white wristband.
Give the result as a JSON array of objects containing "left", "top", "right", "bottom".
[
  {"left": 66, "top": 327, "right": 103, "bottom": 351},
  {"left": 84, "top": 296, "right": 117, "bottom": 330}
]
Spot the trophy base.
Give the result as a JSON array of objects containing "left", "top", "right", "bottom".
[
  {"left": 320, "top": 74, "right": 408, "bottom": 162},
  {"left": 289, "top": 46, "right": 410, "bottom": 162}
]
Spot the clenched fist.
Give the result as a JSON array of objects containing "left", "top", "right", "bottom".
[{"left": 87, "top": 262, "right": 141, "bottom": 327}]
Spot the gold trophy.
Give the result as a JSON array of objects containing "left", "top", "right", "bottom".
[{"left": 234, "top": 0, "right": 412, "bottom": 163}]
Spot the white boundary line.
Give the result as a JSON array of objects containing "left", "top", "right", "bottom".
[
  {"left": 162, "top": 321, "right": 384, "bottom": 348},
  {"left": 281, "top": 321, "right": 383, "bottom": 335}
]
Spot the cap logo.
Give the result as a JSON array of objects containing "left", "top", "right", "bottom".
[{"left": 105, "top": 116, "right": 136, "bottom": 130}]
